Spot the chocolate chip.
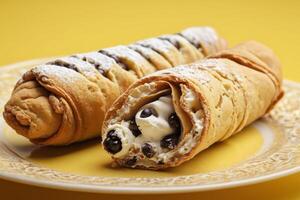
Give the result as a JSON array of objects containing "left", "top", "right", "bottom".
[
  {"left": 103, "top": 130, "right": 122, "bottom": 154},
  {"left": 129, "top": 119, "right": 142, "bottom": 137},
  {"left": 142, "top": 143, "right": 155, "bottom": 158},
  {"left": 158, "top": 160, "right": 164, "bottom": 165},
  {"left": 140, "top": 108, "right": 158, "bottom": 118},
  {"left": 160, "top": 133, "right": 180, "bottom": 150},
  {"left": 168, "top": 113, "right": 181, "bottom": 130},
  {"left": 125, "top": 156, "right": 137, "bottom": 166}
]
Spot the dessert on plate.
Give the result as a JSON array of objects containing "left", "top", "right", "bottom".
[
  {"left": 3, "top": 27, "right": 226, "bottom": 145},
  {"left": 102, "top": 41, "right": 283, "bottom": 169}
]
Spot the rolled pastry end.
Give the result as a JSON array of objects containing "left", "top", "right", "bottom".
[
  {"left": 3, "top": 65, "right": 87, "bottom": 145},
  {"left": 3, "top": 80, "right": 63, "bottom": 141},
  {"left": 102, "top": 41, "right": 282, "bottom": 170},
  {"left": 102, "top": 78, "right": 206, "bottom": 169}
]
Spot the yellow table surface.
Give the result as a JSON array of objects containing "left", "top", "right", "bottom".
[{"left": 0, "top": 0, "right": 300, "bottom": 199}]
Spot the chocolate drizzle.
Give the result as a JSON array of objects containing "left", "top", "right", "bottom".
[
  {"left": 177, "top": 33, "right": 203, "bottom": 50},
  {"left": 158, "top": 36, "right": 181, "bottom": 50},
  {"left": 80, "top": 56, "right": 107, "bottom": 76},
  {"left": 137, "top": 43, "right": 173, "bottom": 67},
  {"left": 98, "top": 50, "right": 130, "bottom": 71},
  {"left": 48, "top": 60, "right": 79, "bottom": 72},
  {"left": 128, "top": 46, "right": 158, "bottom": 69}
]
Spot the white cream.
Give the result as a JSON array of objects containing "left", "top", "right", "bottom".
[
  {"left": 135, "top": 96, "right": 174, "bottom": 142},
  {"left": 104, "top": 123, "right": 135, "bottom": 158},
  {"left": 104, "top": 87, "right": 205, "bottom": 167}
]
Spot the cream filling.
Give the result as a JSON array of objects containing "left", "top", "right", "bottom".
[
  {"left": 104, "top": 123, "right": 135, "bottom": 158},
  {"left": 106, "top": 96, "right": 175, "bottom": 159},
  {"left": 104, "top": 85, "right": 204, "bottom": 165},
  {"left": 135, "top": 96, "right": 174, "bottom": 141}
]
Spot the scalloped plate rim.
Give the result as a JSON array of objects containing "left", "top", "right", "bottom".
[
  {"left": 0, "top": 59, "right": 299, "bottom": 194},
  {"left": 0, "top": 161, "right": 300, "bottom": 194}
]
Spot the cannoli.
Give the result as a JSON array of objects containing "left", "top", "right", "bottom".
[
  {"left": 3, "top": 27, "right": 226, "bottom": 145},
  {"left": 102, "top": 41, "right": 283, "bottom": 169}
]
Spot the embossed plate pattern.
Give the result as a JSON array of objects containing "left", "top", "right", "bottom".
[{"left": 0, "top": 59, "right": 299, "bottom": 194}]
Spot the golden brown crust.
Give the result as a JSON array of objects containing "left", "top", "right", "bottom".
[
  {"left": 180, "top": 27, "right": 227, "bottom": 56},
  {"left": 102, "top": 41, "right": 282, "bottom": 169},
  {"left": 210, "top": 41, "right": 283, "bottom": 112},
  {"left": 4, "top": 26, "right": 226, "bottom": 145}
]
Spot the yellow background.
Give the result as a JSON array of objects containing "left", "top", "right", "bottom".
[{"left": 0, "top": 0, "right": 300, "bottom": 199}]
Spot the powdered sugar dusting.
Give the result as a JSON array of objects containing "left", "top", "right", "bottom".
[
  {"left": 52, "top": 57, "right": 97, "bottom": 77},
  {"left": 159, "top": 34, "right": 185, "bottom": 47},
  {"left": 181, "top": 27, "right": 217, "bottom": 45},
  {"left": 29, "top": 27, "right": 220, "bottom": 86},
  {"left": 128, "top": 44, "right": 172, "bottom": 69},
  {"left": 147, "top": 63, "right": 212, "bottom": 85},
  {"left": 136, "top": 38, "right": 175, "bottom": 54},
  {"left": 128, "top": 44, "right": 157, "bottom": 57},
  {"left": 103, "top": 45, "right": 149, "bottom": 65},
  {"left": 33, "top": 64, "right": 83, "bottom": 84},
  {"left": 75, "top": 52, "right": 116, "bottom": 71}
]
